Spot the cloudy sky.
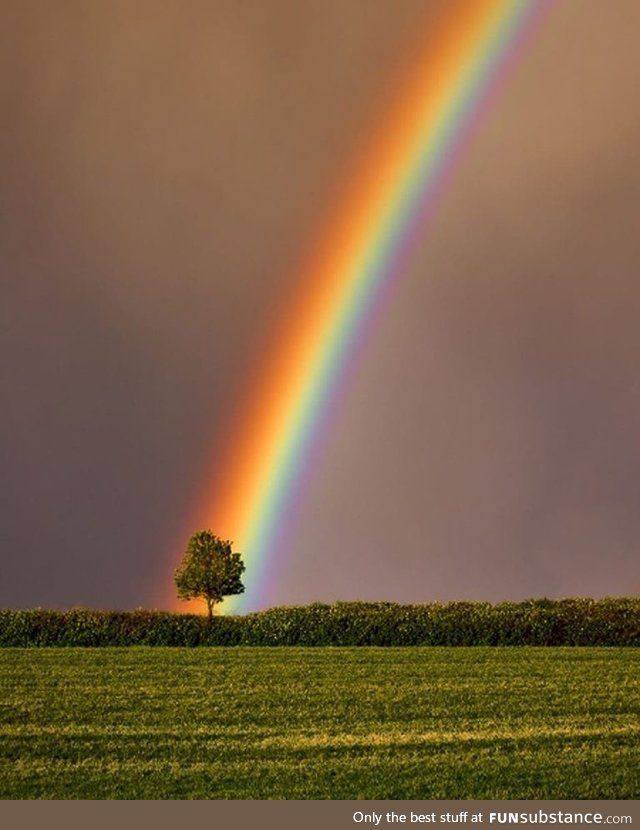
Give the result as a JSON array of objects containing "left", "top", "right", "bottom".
[{"left": 2, "top": 1, "right": 639, "bottom": 610}]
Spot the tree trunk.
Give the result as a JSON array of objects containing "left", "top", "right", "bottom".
[{"left": 206, "top": 598, "right": 214, "bottom": 622}]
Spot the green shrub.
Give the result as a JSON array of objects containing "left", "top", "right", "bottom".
[{"left": 0, "top": 598, "right": 637, "bottom": 647}]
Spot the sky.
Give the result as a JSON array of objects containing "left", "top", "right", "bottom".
[{"left": 2, "top": 1, "right": 640, "bottom": 610}]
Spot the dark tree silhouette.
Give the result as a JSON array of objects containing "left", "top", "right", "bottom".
[{"left": 174, "top": 530, "right": 245, "bottom": 619}]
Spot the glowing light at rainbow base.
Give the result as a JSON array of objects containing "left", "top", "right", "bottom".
[{"left": 177, "top": 0, "right": 553, "bottom": 612}]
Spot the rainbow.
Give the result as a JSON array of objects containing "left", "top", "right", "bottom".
[{"left": 179, "top": 0, "right": 552, "bottom": 612}]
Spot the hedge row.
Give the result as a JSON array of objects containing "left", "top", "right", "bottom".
[{"left": 0, "top": 599, "right": 638, "bottom": 646}]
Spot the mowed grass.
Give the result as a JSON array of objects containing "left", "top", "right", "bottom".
[{"left": 0, "top": 647, "right": 638, "bottom": 799}]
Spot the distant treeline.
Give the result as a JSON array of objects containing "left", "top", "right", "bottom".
[{"left": 1, "top": 599, "right": 638, "bottom": 646}]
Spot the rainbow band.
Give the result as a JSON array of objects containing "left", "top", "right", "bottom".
[{"left": 187, "top": 0, "right": 550, "bottom": 612}]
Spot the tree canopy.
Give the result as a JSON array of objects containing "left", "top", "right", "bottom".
[{"left": 174, "top": 530, "right": 245, "bottom": 619}]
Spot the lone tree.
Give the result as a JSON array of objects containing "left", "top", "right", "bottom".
[{"left": 174, "top": 530, "right": 245, "bottom": 619}]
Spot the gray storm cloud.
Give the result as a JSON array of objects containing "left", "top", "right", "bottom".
[{"left": 2, "top": 1, "right": 639, "bottom": 609}]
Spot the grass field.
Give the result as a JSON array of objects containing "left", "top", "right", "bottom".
[{"left": 0, "top": 647, "right": 638, "bottom": 799}]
